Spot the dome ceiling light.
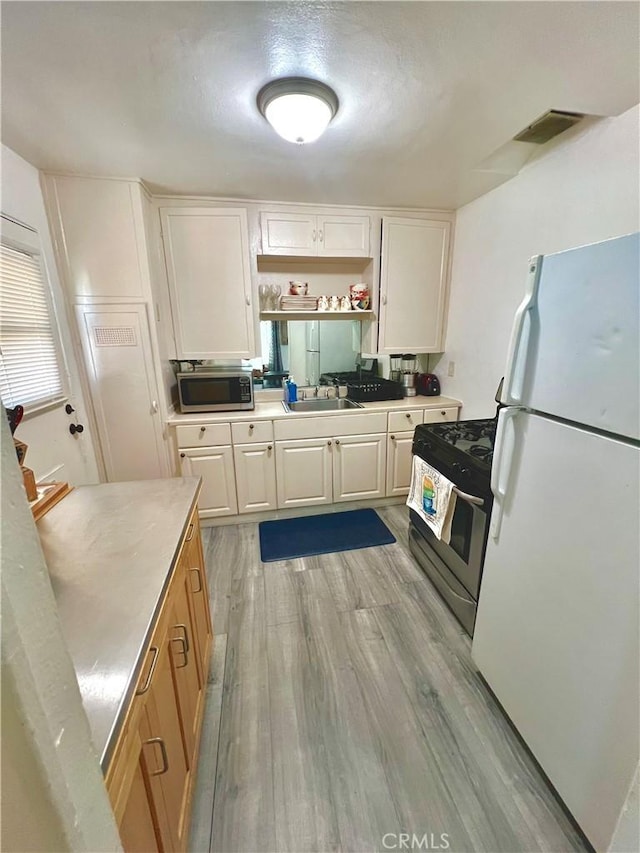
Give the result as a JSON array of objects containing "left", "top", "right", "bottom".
[{"left": 257, "top": 77, "right": 339, "bottom": 145}]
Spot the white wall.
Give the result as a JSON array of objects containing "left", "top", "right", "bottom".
[
  {"left": 441, "top": 105, "right": 640, "bottom": 417},
  {"left": 1, "top": 145, "right": 100, "bottom": 484}
]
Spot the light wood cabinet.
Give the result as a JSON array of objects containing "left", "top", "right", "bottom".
[
  {"left": 160, "top": 207, "right": 254, "bottom": 359},
  {"left": 179, "top": 446, "right": 238, "bottom": 518},
  {"left": 106, "top": 505, "right": 212, "bottom": 853},
  {"left": 332, "top": 433, "right": 386, "bottom": 502},
  {"left": 379, "top": 217, "right": 452, "bottom": 353},
  {"left": 260, "top": 211, "right": 370, "bottom": 257},
  {"left": 234, "top": 442, "right": 277, "bottom": 514},
  {"left": 386, "top": 431, "right": 416, "bottom": 497}
]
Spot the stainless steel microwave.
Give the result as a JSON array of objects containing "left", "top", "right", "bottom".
[{"left": 177, "top": 368, "right": 254, "bottom": 413}]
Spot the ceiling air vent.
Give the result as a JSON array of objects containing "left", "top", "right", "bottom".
[{"left": 513, "top": 110, "right": 584, "bottom": 144}]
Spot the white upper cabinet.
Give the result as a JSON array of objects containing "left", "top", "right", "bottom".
[
  {"left": 378, "top": 217, "right": 451, "bottom": 353},
  {"left": 160, "top": 207, "right": 255, "bottom": 359},
  {"left": 43, "top": 175, "right": 150, "bottom": 300},
  {"left": 260, "top": 211, "right": 370, "bottom": 258}
]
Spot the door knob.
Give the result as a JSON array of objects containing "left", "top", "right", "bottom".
[
  {"left": 65, "top": 403, "right": 75, "bottom": 415},
  {"left": 69, "top": 423, "right": 84, "bottom": 435}
]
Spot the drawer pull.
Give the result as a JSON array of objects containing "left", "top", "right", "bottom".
[
  {"left": 391, "top": 435, "right": 396, "bottom": 440},
  {"left": 335, "top": 439, "right": 340, "bottom": 445},
  {"left": 145, "top": 737, "right": 169, "bottom": 776},
  {"left": 200, "top": 426, "right": 206, "bottom": 433},
  {"left": 441, "top": 410, "right": 446, "bottom": 416},
  {"left": 327, "top": 440, "right": 332, "bottom": 446},
  {"left": 174, "top": 623, "right": 190, "bottom": 652},
  {"left": 249, "top": 424, "right": 254, "bottom": 430},
  {"left": 186, "top": 522, "right": 195, "bottom": 541},
  {"left": 136, "top": 646, "right": 159, "bottom": 695},
  {"left": 171, "top": 636, "right": 188, "bottom": 668},
  {"left": 189, "top": 567, "right": 203, "bottom": 593},
  {"left": 180, "top": 452, "right": 185, "bottom": 458},
  {"left": 406, "top": 413, "right": 411, "bottom": 419},
  {"left": 267, "top": 444, "right": 273, "bottom": 451}
]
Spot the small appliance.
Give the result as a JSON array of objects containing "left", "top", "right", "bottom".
[
  {"left": 418, "top": 373, "right": 441, "bottom": 396},
  {"left": 177, "top": 367, "right": 254, "bottom": 413}
]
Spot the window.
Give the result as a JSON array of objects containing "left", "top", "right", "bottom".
[{"left": 0, "top": 216, "right": 66, "bottom": 412}]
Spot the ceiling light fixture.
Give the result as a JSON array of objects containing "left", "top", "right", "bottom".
[{"left": 257, "top": 77, "right": 339, "bottom": 145}]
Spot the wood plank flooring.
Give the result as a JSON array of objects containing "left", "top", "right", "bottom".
[{"left": 189, "top": 506, "right": 588, "bottom": 853}]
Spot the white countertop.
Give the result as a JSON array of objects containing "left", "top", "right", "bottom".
[
  {"left": 167, "top": 395, "right": 462, "bottom": 425},
  {"left": 38, "top": 477, "right": 201, "bottom": 771}
]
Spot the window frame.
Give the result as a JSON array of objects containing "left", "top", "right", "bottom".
[{"left": 0, "top": 213, "right": 70, "bottom": 417}]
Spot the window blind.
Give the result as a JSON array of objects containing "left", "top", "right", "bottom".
[{"left": 0, "top": 241, "right": 65, "bottom": 411}]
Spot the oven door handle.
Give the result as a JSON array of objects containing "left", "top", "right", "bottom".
[{"left": 452, "top": 487, "right": 484, "bottom": 507}]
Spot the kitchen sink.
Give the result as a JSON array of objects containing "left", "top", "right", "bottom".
[{"left": 282, "top": 398, "right": 364, "bottom": 413}]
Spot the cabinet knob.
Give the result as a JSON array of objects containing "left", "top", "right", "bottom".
[
  {"left": 405, "top": 413, "right": 411, "bottom": 419},
  {"left": 267, "top": 444, "right": 273, "bottom": 451},
  {"left": 382, "top": 294, "right": 387, "bottom": 305},
  {"left": 200, "top": 426, "right": 206, "bottom": 433},
  {"left": 318, "top": 229, "right": 324, "bottom": 242},
  {"left": 327, "top": 440, "right": 332, "bottom": 446},
  {"left": 335, "top": 439, "right": 340, "bottom": 445},
  {"left": 69, "top": 423, "right": 84, "bottom": 435},
  {"left": 249, "top": 424, "right": 254, "bottom": 430},
  {"left": 246, "top": 296, "right": 251, "bottom": 306},
  {"left": 312, "top": 229, "right": 317, "bottom": 242},
  {"left": 180, "top": 452, "right": 185, "bottom": 458},
  {"left": 441, "top": 410, "right": 446, "bottom": 416},
  {"left": 391, "top": 435, "right": 396, "bottom": 440},
  {"left": 65, "top": 403, "right": 75, "bottom": 415}
]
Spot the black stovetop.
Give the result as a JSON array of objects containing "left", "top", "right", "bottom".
[{"left": 413, "top": 418, "right": 497, "bottom": 503}]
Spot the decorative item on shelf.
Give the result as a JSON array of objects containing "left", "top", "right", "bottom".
[
  {"left": 339, "top": 295, "right": 351, "bottom": 312},
  {"left": 258, "top": 284, "right": 270, "bottom": 311},
  {"left": 317, "top": 295, "right": 329, "bottom": 311},
  {"left": 279, "top": 294, "right": 319, "bottom": 311},
  {"left": 349, "top": 283, "right": 370, "bottom": 311},
  {"left": 268, "top": 283, "right": 282, "bottom": 310},
  {"left": 329, "top": 295, "right": 340, "bottom": 311},
  {"left": 288, "top": 280, "right": 308, "bottom": 296}
]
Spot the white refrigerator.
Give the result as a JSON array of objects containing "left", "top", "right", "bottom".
[{"left": 472, "top": 233, "right": 640, "bottom": 852}]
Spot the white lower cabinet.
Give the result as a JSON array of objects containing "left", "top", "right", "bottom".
[
  {"left": 179, "top": 446, "right": 238, "bottom": 517},
  {"left": 233, "top": 442, "right": 277, "bottom": 514},
  {"left": 386, "top": 431, "right": 416, "bottom": 497},
  {"left": 333, "top": 433, "right": 386, "bottom": 502},
  {"left": 275, "top": 438, "right": 333, "bottom": 509}
]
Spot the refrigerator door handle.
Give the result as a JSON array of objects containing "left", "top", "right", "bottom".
[
  {"left": 503, "top": 256, "right": 542, "bottom": 405},
  {"left": 490, "top": 407, "right": 519, "bottom": 540}
]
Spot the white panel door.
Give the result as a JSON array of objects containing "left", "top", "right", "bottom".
[
  {"left": 179, "top": 446, "right": 237, "bottom": 518},
  {"left": 275, "top": 438, "right": 332, "bottom": 508},
  {"left": 379, "top": 217, "right": 451, "bottom": 353},
  {"left": 259, "top": 212, "right": 317, "bottom": 256},
  {"left": 503, "top": 232, "right": 639, "bottom": 440},
  {"left": 473, "top": 410, "right": 639, "bottom": 851},
  {"left": 385, "top": 431, "right": 414, "bottom": 496},
  {"left": 316, "top": 215, "right": 370, "bottom": 257},
  {"left": 332, "top": 433, "right": 386, "bottom": 502},
  {"left": 160, "top": 207, "right": 254, "bottom": 359},
  {"left": 233, "top": 442, "right": 276, "bottom": 514},
  {"left": 77, "top": 304, "right": 167, "bottom": 481}
]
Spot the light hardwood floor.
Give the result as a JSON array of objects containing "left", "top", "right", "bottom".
[{"left": 189, "top": 505, "right": 588, "bottom": 853}]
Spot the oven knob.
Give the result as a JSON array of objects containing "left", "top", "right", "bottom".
[{"left": 460, "top": 467, "right": 471, "bottom": 476}]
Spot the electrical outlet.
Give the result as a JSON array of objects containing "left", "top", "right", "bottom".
[{"left": 447, "top": 360, "right": 456, "bottom": 377}]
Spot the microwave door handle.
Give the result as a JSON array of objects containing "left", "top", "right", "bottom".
[{"left": 452, "top": 487, "right": 484, "bottom": 507}]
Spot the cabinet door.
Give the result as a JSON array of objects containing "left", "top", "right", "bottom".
[
  {"left": 316, "top": 214, "right": 370, "bottom": 257},
  {"left": 260, "top": 212, "right": 317, "bottom": 255},
  {"left": 386, "top": 431, "right": 415, "bottom": 497},
  {"left": 333, "top": 433, "right": 386, "bottom": 502},
  {"left": 379, "top": 217, "right": 451, "bottom": 353},
  {"left": 275, "top": 438, "right": 332, "bottom": 508},
  {"left": 233, "top": 442, "right": 277, "bottom": 514},
  {"left": 184, "top": 510, "right": 213, "bottom": 687},
  {"left": 179, "top": 446, "right": 238, "bottom": 517},
  {"left": 161, "top": 207, "right": 254, "bottom": 358},
  {"left": 77, "top": 304, "right": 167, "bottom": 481},
  {"left": 117, "top": 735, "right": 161, "bottom": 853},
  {"left": 168, "top": 567, "right": 203, "bottom": 768},
  {"left": 141, "top": 638, "right": 191, "bottom": 852}
]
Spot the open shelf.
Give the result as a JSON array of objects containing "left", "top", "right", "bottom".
[{"left": 260, "top": 310, "right": 375, "bottom": 322}]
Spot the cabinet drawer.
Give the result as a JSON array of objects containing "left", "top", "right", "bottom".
[
  {"left": 176, "top": 422, "right": 231, "bottom": 448},
  {"left": 423, "top": 406, "right": 459, "bottom": 424},
  {"left": 231, "top": 420, "right": 274, "bottom": 444},
  {"left": 388, "top": 409, "right": 424, "bottom": 433}
]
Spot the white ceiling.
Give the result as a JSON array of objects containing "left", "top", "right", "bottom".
[{"left": 2, "top": 1, "right": 638, "bottom": 209}]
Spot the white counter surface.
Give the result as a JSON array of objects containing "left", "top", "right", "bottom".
[{"left": 167, "top": 395, "right": 462, "bottom": 425}]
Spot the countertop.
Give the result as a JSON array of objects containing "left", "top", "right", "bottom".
[
  {"left": 167, "top": 395, "right": 462, "bottom": 425},
  {"left": 37, "top": 477, "right": 202, "bottom": 771}
]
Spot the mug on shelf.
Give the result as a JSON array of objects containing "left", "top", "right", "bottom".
[
  {"left": 349, "top": 282, "right": 370, "bottom": 311},
  {"left": 289, "top": 280, "right": 308, "bottom": 296}
]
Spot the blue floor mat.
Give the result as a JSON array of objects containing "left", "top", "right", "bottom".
[{"left": 259, "top": 508, "right": 396, "bottom": 562}]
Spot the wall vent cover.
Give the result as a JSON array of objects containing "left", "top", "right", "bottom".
[
  {"left": 513, "top": 110, "right": 584, "bottom": 144},
  {"left": 94, "top": 326, "right": 137, "bottom": 347}
]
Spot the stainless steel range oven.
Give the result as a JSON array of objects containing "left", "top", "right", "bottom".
[{"left": 409, "top": 418, "right": 496, "bottom": 636}]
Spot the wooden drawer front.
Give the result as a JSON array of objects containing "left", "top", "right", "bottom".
[
  {"left": 274, "top": 412, "right": 387, "bottom": 441},
  {"left": 388, "top": 409, "right": 424, "bottom": 433},
  {"left": 231, "top": 420, "right": 274, "bottom": 444},
  {"left": 176, "top": 422, "right": 231, "bottom": 448},
  {"left": 423, "top": 406, "right": 459, "bottom": 424}
]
